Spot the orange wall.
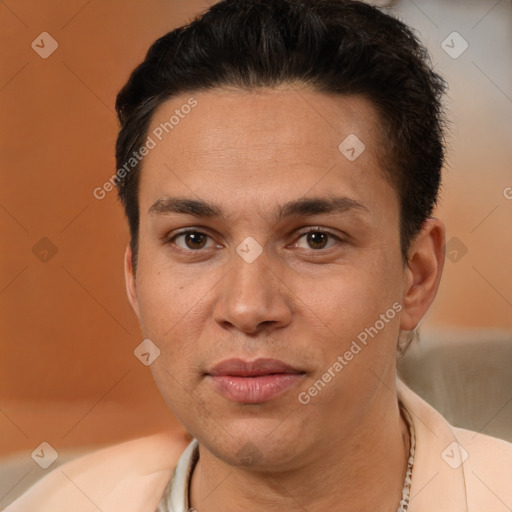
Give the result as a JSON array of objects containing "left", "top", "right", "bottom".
[{"left": 1, "top": 0, "right": 511, "bottom": 457}]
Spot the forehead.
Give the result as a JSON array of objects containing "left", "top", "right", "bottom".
[{"left": 138, "top": 87, "right": 396, "bottom": 218}]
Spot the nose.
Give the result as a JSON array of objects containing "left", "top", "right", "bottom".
[{"left": 213, "top": 249, "right": 293, "bottom": 335}]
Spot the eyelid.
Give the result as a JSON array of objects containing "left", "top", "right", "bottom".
[{"left": 294, "top": 226, "right": 343, "bottom": 238}]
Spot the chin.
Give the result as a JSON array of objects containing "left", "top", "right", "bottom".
[{"left": 192, "top": 416, "right": 313, "bottom": 471}]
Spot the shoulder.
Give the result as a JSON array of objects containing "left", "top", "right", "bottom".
[
  {"left": 5, "top": 431, "right": 191, "bottom": 512},
  {"left": 453, "top": 426, "right": 512, "bottom": 510},
  {"left": 453, "top": 426, "right": 512, "bottom": 462}
]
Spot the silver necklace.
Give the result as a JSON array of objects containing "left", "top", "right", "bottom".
[{"left": 396, "top": 402, "right": 416, "bottom": 512}]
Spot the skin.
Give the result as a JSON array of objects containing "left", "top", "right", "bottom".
[{"left": 124, "top": 86, "right": 445, "bottom": 511}]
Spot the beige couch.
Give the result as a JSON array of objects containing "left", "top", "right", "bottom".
[{"left": 397, "top": 328, "right": 512, "bottom": 443}]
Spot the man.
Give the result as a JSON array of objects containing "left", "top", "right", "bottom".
[{"left": 7, "top": 0, "right": 512, "bottom": 511}]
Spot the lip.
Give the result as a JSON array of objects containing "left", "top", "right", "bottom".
[
  {"left": 208, "top": 358, "right": 302, "bottom": 377},
  {"left": 206, "top": 358, "right": 305, "bottom": 404}
]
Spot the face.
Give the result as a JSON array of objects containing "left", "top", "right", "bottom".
[{"left": 125, "top": 87, "right": 442, "bottom": 470}]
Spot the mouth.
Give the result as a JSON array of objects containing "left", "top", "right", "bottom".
[{"left": 206, "top": 358, "right": 306, "bottom": 404}]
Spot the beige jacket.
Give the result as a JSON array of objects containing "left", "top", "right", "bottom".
[{"left": 5, "top": 378, "right": 512, "bottom": 511}]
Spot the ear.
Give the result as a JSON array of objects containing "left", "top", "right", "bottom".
[
  {"left": 400, "top": 217, "right": 445, "bottom": 330},
  {"left": 124, "top": 244, "right": 140, "bottom": 318}
]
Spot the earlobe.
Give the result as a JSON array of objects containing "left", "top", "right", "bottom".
[
  {"left": 124, "top": 244, "right": 140, "bottom": 318},
  {"left": 400, "top": 218, "right": 445, "bottom": 331}
]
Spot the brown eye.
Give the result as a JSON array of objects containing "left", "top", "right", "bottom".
[
  {"left": 296, "top": 229, "right": 340, "bottom": 251},
  {"left": 306, "top": 232, "right": 329, "bottom": 249},
  {"left": 173, "top": 231, "right": 212, "bottom": 250},
  {"left": 185, "top": 232, "right": 207, "bottom": 249}
]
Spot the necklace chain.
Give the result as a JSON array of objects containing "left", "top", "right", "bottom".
[{"left": 396, "top": 403, "right": 416, "bottom": 512}]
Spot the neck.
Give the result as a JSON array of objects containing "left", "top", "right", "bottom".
[{"left": 189, "top": 386, "right": 410, "bottom": 512}]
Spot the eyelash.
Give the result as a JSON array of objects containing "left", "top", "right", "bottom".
[{"left": 164, "top": 227, "right": 344, "bottom": 252}]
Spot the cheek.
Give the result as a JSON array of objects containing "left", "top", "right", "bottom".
[
  {"left": 134, "top": 252, "right": 221, "bottom": 379},
  {"left": 135, "top": 251, "right": 205, "bottom": 335},
  {"left": 295, "top": 257, "right": 400, "bottom": 337},
  {"left": 137, "top": 272, "right": 202, "bottom": 408},
  {"left": 293, "top": 262, "right": 403, "bottom": 410}
]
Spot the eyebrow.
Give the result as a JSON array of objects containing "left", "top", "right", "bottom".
[{"left": 148, "top": 195, "right": 369, "bottom": 222}]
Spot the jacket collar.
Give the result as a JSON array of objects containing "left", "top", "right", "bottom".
[{"left": 397, "top": 377, "right": 469, "bottom": 511}]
